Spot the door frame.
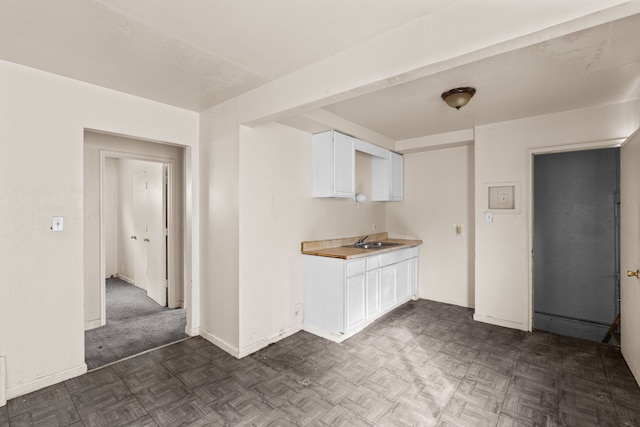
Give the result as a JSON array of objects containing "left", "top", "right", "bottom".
[
  {"left": 99, "top": 149, "right": 178, "bottom": 325},
  {"left": 527, "top": 138, "right": 626, "bottom": 331}
]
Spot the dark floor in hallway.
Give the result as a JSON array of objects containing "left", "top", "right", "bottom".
[{"left": 2, "top": 299, "right": 639, "bottom": 426}]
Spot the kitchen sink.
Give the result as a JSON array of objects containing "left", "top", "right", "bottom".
[{"left": 344, "top": 241, "right": 403, "bottom": 249}]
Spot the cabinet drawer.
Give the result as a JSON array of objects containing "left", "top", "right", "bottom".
[
  {"left": 366, "top": 255, "right": 381, "bottom": 271},
  {"left": 380, "top": 248, "right": 412, "bottom": 267},
  {"left": 346, "top": 259, "right": 366, "bottom": 277}
]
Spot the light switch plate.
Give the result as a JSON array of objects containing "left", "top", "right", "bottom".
[{"left": 52, "top": 217, "right": 64, "bottom": 231}]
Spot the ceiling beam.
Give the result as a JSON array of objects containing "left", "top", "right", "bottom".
[{"left": 237, "top": 0, "right": 640, "bottom": 127}]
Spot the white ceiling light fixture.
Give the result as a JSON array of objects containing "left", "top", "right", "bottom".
[{"left": 441, "top": 87, "right": 476, "bottom": 110}]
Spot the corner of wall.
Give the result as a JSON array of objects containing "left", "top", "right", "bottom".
[
  {"left": 199, "top": 328, "right": 240, "bottom": 359},
  {"left": 0, "top": 356, "right": 6, "bottom": 407}
]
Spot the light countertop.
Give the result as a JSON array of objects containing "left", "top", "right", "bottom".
[{"left": 301, "top": 232, "right": 422, "bottom": 259}]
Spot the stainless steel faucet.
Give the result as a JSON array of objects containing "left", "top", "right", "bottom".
[{"left": 355, "top": 235, "right": 369, "bottom": 246}]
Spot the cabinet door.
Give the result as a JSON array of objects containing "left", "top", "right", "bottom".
[
  {"left": 366, "top": 269, "right": 380, "bottom": 319},
  {"left": 346, "top": 274, "right": 366, "bottom": 331},
  {"left": 333, "top": 132, "right": 355, "bottom": 197},
  {"left": 390, "top": 152, "right": 403, "bottom": 201},
  {"left": 410, "top": 257, "right": 418, "bottom": 297},
  {"left": 380, "top": 264, "right": 396, "bottom": 311},
  {"left": 395, "top": 259, "right": 410, "bottom": 302},
  {"left": 312, "top": 130, "right": 354, "bottom": 198}
]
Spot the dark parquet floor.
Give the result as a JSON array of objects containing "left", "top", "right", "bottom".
[{"left": 2, "top": 299, "right": 639, "bottom": 426}]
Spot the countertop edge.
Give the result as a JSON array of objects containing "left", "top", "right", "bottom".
[{"left": 301, "top": 239, "right": 422, "bottom": 259}]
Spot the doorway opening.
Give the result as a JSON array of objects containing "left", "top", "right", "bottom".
[
  {"left": 532, "top": 147, "right": 620, "bottom": 342},
  {"left": 83, "top": 131, "right": 189, "bottom": 370}
]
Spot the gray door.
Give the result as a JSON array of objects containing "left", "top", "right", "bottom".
[{"left": 533, "top": 148, "right": 620, "bottom": 342}]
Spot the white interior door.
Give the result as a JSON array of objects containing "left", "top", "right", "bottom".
[
  {"left": 620, "top": 127, "right": 640, "bottom": 385},
  {"left": 133, "top": 166, "right": 166, "bottom": 306},
  {"left": 133, "top": 171, "right": 148, "bottom": 292}
]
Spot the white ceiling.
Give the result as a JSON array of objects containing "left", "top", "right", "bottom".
[
  {"left": 1, "top": 0, "right": 639, "bottom": 141},
  {"left": 324, "top": 13, "right": 640, "bottom": 140}
]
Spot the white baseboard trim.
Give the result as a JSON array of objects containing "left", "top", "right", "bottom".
[
  {"left": 418, "top": 295, "right": 474, "bottom": 309},
  {"left": 7, "top": 363, "right": 87, "bottom": 401},
  {"left": 118, "top": 274, "right": 134, "bottom": 285},
  {"left": 302, "top": 324, "right": 349, "bottom": 343},
  {"left": 186, "top": 326, "right": 200, "bottom": 337},
  {"left": 199, "top": 326, "right": 304, "bottom": 359},
  {"left": 238, "top": 326, "right": 301, "bottom": 358},
  {"left": 84, "top": 319, "right": 102, "bottom": 331},
  {"left": 473, "top": 313, "right": 529, "bottom": 331},
  {"left": 200, "top": 329, "right": 240, "bottom": 358}
]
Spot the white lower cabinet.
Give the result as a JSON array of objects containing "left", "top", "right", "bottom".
[
  {"left": 366, "top": 268, "right": 380, "bottom": 318},
  {"left": 346, "top": 274, "right": 366, "bottom": 331},
  {"left": 380, "top": 264, "right": 396, "bottom": 311},
  {"left": 410, "top": 256, "right": 418, "bottom": 296},
  {"left": 395, "top": 259, "right": 410, "bottom": 302},
  {"left": 303, "top": 246, "right": 419, "bottom": 342}
]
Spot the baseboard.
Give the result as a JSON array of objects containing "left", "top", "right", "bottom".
[
  {"left": 199, "top": 326, "right": 303, "bottom": 359},
  {"left": 419, "top": 295, "right": 475, "bottom": 309},
  {"left": 185, "top": 326, "right": 200, "bottom": 337},
  {"left": 238, "top": 326, "right": 301, "bottom": 358},
  {"left": 473, "top": 313, "right": 529, "bottom": 331},
  {"left": 302, "top": 324, "right": 349, "bottom": 343},
  {"left": 84, "top": 318, "right": 102, "bottom": 331},
  {"left": 199, "top": 328, "right": 240, "bottom": 358},
  {"left": 7, "top": 363, "right": 87, "bottom": 401},
  {"left": 118, "top": 274, "right": 134, "bottom": 285}
]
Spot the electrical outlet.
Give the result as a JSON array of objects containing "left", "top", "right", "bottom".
[{"left": 372, "top": 224, "right": 377, "bottom": 231}]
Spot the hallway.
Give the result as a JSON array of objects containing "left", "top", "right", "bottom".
[{"left": 84, "top": 278, "right": 187, "bottom": 370}]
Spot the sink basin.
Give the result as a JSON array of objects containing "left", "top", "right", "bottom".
[{"left": 345, "top": 241, "right": 403, "bottom": 249}]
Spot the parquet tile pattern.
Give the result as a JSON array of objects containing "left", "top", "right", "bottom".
[{"left": 2, "top": 299, "right": 639, "bottom": 426}]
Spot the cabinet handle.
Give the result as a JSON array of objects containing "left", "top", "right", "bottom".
[{"left": 130, "top": 235, "right": 137, "bottom": 240}]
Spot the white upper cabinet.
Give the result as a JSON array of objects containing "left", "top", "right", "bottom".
[
  {"left": 312, "top": 130, "right": 355, "bottom": 198},
  {"left": 390, "top": 151, "right": 404, "bottom": 201},
  {"left": 313, "top": 130, "right": 403, "bottom": 201},
  {"left": 372, "top": 151, "right": 404, "bottom": 201}
]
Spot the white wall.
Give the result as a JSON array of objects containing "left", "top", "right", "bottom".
[
  {"left": 199, "top": 104, "right": 387, "bottom": 356},
  {"left": 104, "top": 158, "right": 119, "bottom": 278},
  {"left": 0, "top": 59, "right": 198, "bottom": 400},
  {"left": 237, "top": 123, "right": 385, "bottom": 355},
  {"left": 199, "top": 100, "right": 242, "bottom": 354},
  {"left": 387, "top": 145, "right": 475, "bottom": 307},
  {"left": 474, "top": 99, "right": 640, "bottom": 331}
]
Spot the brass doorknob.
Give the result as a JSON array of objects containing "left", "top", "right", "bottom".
[{"left": 627, "top": 269, "right": 640, "bottom": 278}]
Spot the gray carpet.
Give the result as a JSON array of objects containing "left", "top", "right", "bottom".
[{"left": 84, "top": 278, "right": 187, "bottom": 370}]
